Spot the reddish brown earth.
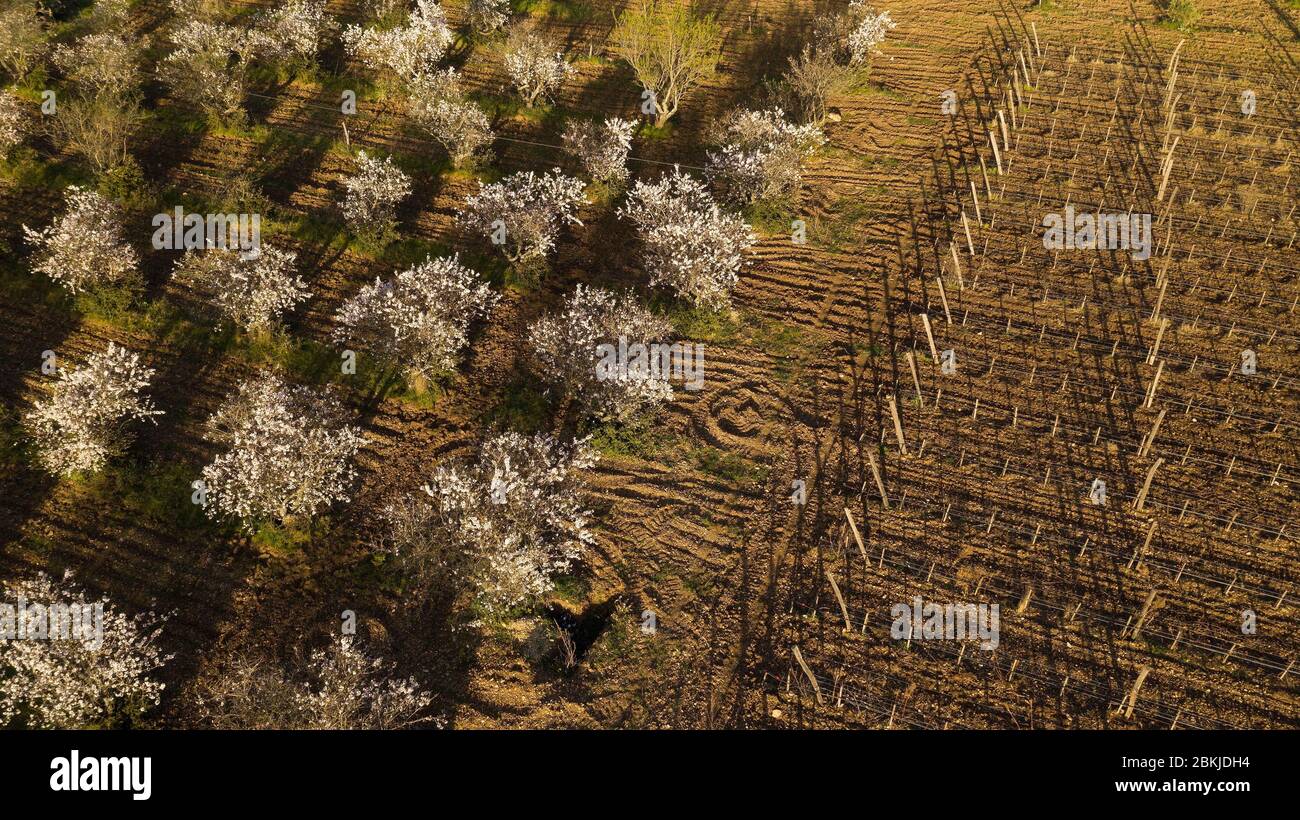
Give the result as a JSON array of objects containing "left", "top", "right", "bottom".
[{"left": 1, "top": 0, "right": 1295, "bottom": 728}]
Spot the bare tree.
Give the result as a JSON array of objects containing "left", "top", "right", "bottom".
[
  {"left": 46, "top": 31, "right": 145, "bottom": 174},
  {"left": 363, "top": 0, "right": 407, "bottom": 25},
  {"left": 0, "top": 1, "right": 48, "bottom": 83},
  {"left": 50, "top": 95, "right": 142, "bottom": 176},
  {"left": 167, "top": 0, "right": 227, "bottom": 19},
  {"left": 554, "top": 620, "right": 578, "bottom": 669},
  {"left": 612, "top": 0, "right": 722, "bottom": 128},
  {"left": 774, "top": 44, "right": 853, "bottom": 126}
]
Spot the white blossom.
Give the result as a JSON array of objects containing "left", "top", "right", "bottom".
[
  {"left": 172, "top": 244, "right": 309, "bottom": 332},
  {"left": 23, "top": 185, "right": 139, "bottom": 294},
  {"left": 846, "top": 4, "right": 896, "bottom": 65},
  {"left": 343, "top": 0, "right": 453, "bottom": 83},
  {"left": 159, "top": 20, "right": 260, "bottom": 121},
  {"left": 255, "top": 0, "right": 337, "bottom": 66},
  {"left": 458, "top": 168, "right": 587, "bottom": 264},
  {"left": 503, "top": 29, "right": 573, "bottom": 107},
  {"left": 706, "top": 107, "right": 825, "bottom": 204},
  {"left": 0, "top": 91, "right": 28, "bottom": 154},
  {"left": 296, "top": 637, "right": 434, "bottom": 728},
  {"left": 529, "top": 284, "right": 674, "bottom": 421},
  {"left": 619, "top": 168, "right": 754, "bottom": 310},
  {"left": 88, "top": 0, "right": 133, "bottom": 31},
  {"left": 562, "top": 116, "right": 635, "bottom": 185},
  {"left": 340, "top": 150, "right": 412, "bottom": 239},
  {"left": 467, "top": 0, "right": 509, "bottom": 34},
  {"left": 201, "top": 372, "right": 364, "bottom": 529},
  {"left": 333, "top": 254, "right": 498, "bottom": 380},
  {"left": 386, "top": 433, "right": 597, "bottom": 616},
  {"left": 0, "top": 572, "right": 169, "bottom": 729},
  {"left": 189, "top": 636, "right": 435, "bottom": 729},
  {"left": 52, "top": 32, "right": 139, "bottom": 101},
  {"left": 816, "top": 2, "right": 895, "bottom": 67},
  {"left": 406, "top": 68, "right": 493, "bottom": 168},
  {"left": 25, "top": 342, "right": 161, "bottom": 477}
]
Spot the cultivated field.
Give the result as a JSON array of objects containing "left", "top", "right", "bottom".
[{"left": 0, "top": 0, "right": 1295, "bottom": 729}]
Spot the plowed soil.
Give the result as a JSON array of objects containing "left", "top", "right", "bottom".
[{"left": 1, "top": 0, "right": 1295, "bottom": 728}]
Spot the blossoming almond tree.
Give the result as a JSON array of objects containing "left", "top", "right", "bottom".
[
  {"left": 23, "top": 185, "right": 139, "bottom": 294},
  {"left": 0, "top": 572, "right": 170, "bottom": 729},
  {"left": 467, "top": 0, "right": 510, "bottom": 35},
  {"left": 562, "top": 116, "right": 636, "bottom": 186},
  {"left": 385, "top": 433, "right": 597, "bottom": 616},
  {"left": 189, "top": 636, "right": 434, "bottom": 729},
  {"left": 201, "top": 372, "right": 364, "bottom": 530},
  {"left": 619, "top": 168, "right": 755, "bottom": 310},
  {"left": 171, "top": 244, "right": 309, "bottom": 333},
  {"left": 49, "top": 31, "right": 144, "bottom": 175},
  {"left": 52, "top": 31, "right": 140, "bottom": 102},
  {"left": 255, "top": 0, "right": 337, "bottom": 68},
  {"left": 503, "top": 29, "right": 573, "bottom": 107},
  {"left": 706, "top": 107, "right": 825, "bottom": 204},
  {"left": 343, "top": 0, "right": 453, "bottom": 83},
  {"left": 340, "top": 150, "right": 412, "bottom": 242},
  {"left": 333, "top": 254, "right": 498, "bottom": 383},
  {"left": 845, "top": 4, "right": 896, "bottom": 65},
  {"left": 815, "top": 1, "right": 896, "bottom": 67},
  {"left": 458, "top": 168, "right": 587, "bottom": 265},
  {"left": 0, "top": 91, "right": 28, "bottom": 155},
  {"left": 406, "top": 68, "right": 494, "bottom": 168},
  {"left": 159, "top": 20, "right": 260, "bottom": 122},
  {"left": 296, "top": 637, "right": 434, "bottom": 728},
  {"left": 88, "top": 0, "right": 132, "bottom": 32},
  {"left": 25, "top": 342, "right": 161, "bottom": 477},
  {"left": 528, "top": 284, "right": 674, "bottom": 421}
]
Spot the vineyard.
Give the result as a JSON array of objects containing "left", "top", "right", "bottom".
[
  {"left": 776, "top": 3, "right": 1300, "bottom": 729},
  {"left": 0, "top": 0, "right": 1295, "bottom": 730}
]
